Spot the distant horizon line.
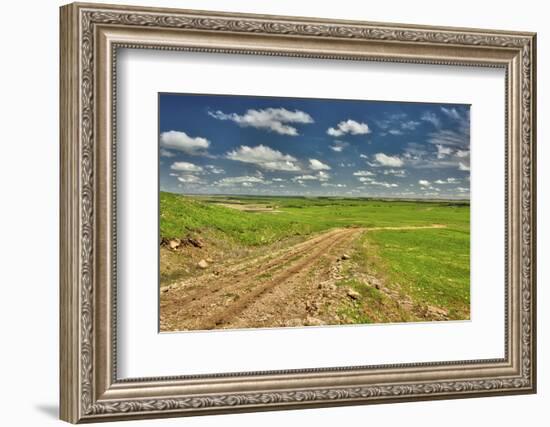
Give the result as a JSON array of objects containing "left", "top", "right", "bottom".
[{"left": 160, "top": 190, "right": 470, "bottom": 202}]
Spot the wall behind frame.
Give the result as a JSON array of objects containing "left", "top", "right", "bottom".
[{"left": 0, "top": 0, "right": 545, "bottom": 426}]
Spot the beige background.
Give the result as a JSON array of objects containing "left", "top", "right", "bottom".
[{"left": 0, "top": 0, "right": 546, "bottom": 426}]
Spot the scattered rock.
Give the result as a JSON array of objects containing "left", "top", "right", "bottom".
[
  {"left": 399, "top": 301, "right": 414, "bottom": 311},
  {"left": 168, "top": 238, "right": 181, "bottom": 250},
  {"left": 427, "top": 305, "right": 448, "bottom": 319},
  {"left": 161, "top": 235, "right": 204, "bottom": 250},
  {"left": 206, "top": 258, "right": 214, "bottom": 263},
  {"left": 305, "top": 316, "right": 324, "bottom": 326},
  {"left": 347, "top": 289, "right": 361, "bottom": 300},
  {"left": 305, "top": 300, "right": 319, "bottom": 314},
  {"left": 341, "top": 254, "right": 351, "bottom": 260},
  {"left": 285, "top": 318, "right": 303, "bottom": 327},
  {"left": 184, "top": 237, "right": 203, "bottom": 248},
  {"left": 197, "top": 259, "right": 209, "bottom": 269}
]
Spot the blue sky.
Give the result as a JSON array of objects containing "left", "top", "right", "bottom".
[{"left": 159, "top": 93, "right": 470, "bottom": 199}]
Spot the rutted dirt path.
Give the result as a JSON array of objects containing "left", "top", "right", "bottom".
[{"left": 160, "top": 225, "right": 446, "bottom": 332}]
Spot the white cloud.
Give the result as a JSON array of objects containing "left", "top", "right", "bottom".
[
  {"left": 458, "top": 162, "right": 470, "bottom": 171},
  {"left": 329, "top": 140, "right": 349, "bottom": 152},
  {"left": 401, "top": 120, "right": 421, "bottom": 131},
  {"left": 292, "top": 174, "right": 318, "bottom": 181},
  {"left": 421, "top": 111, "right": 441, "bottom": 128},
  {"left": 327, "top": 119, "right": 370, "bottom": 137},
  {"left": 419, "top": 180, "right": 431, "bottom": 187},
  {"left": 374, "top": 153, "right": 404, "bottom": 167},
  {"left": 272, "top": 178, "right": 286, "bottom": 182},
  {"left": 215, "top": 176, "right": 267, "bottom": 187},
  {"left": 382, "top": 169, "right": 407, "bottom": 177},
  {"left": 456, "top": 150, "right": 469, "bottom": 158},
  {"left": 359, "top": 154, "right": 368, "bottom": 159},
  {"left": 292, "top": 171, "right": 330, "bottom": 182},
  {"left": 160, "top": 130, "right": 210, "bottom": 154},
  {"left": 429, "top": 129, "right": 468, "bottom": 148},
  {"left": 436, "top": 144, "right": 453, "bottom": 159},
  {"left": 441, "top": 107, "right": 462, "bottom": 121},
  {"left": 208, "top": 108, "right": 313, "bottom": 136},
  {"left": 204, "top": 165, "right": 224, "bottom": 174},
  {"left": 321, "top": 183, "right": 346, "bottom": 188},
  {"left": 353, "top": 170, "right": 375, "bottom": 177},
  {"left": 457, "top": 186, "right": 469, "bottom": 193},
  {"left": 226, "top": 145, "right": 301, "bottom": 171},
  {"left": 309, "top": 159, "right": 331, "bottom": 170},
  {"left": 359, "top": 177, "right": 398, "bottom": 188},
  {"left": 435, "top": 177, "right": 460, "bottom": 184},
  {"left": 170, "top": 161, "right": 204, "bottom": 172},
  {"left": 160, "top": 148, "right": 175, "bottom": 158},
  {"left": 317, "top": 171, "right": 330, "bottom": 181},
  {"left": 376, "top": 114, "right": 419, "bottom": 135},
  {"left": 176, "top": 175, "right": 204, "bottom": 184}
]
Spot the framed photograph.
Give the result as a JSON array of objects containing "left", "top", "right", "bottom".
[{"left": 60, "top": 2, "right": 537, "bottom": 423}]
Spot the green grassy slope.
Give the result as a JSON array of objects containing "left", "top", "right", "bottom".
[{"left": 160, "top": 192, "right": 470, "bottom": 319}]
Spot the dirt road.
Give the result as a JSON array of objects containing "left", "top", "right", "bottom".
[
  {"left": 159, "top": 224, "right": 447, "bottom": 331},
  {"left": 160, "top": 227, "right": 367, "bottom": 331}
]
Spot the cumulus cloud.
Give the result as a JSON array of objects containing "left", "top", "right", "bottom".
[
  {"left": 215, "top": 176, "right": 268, "bottom": 187},
  {"left": 309, "top": 159, "right": 331, "bottom": 170},
  {"left": 176, "top": 175, "right": 204, "bottom": 184},
  {"left": 329, "top": 140, "right": 349, "bottom": 152},
  {"left": 418, "top": 180, "right": 431, "bottom": 187},
  {"left": 358, "top": 176, "right": 398, "bottom": 188},
  {"left": 170, "top": 161, "right": 204, "bottom": 172},
  {"left": 327, "top": 119, "right": 370, "bottom": 137},
  {"left": 435, "top": 177, "right": 459, "bottom": 184},
  {"left": 353, "top": 170, "right": 375, "bottom": 177},
  {"left": 204, "top": 165, "right": 224, "bottom": 174},
  {"left": 436, "top": 144, "right": 453, "bottom": 159},
  {"left": 292, "top": 174, "right": 318, "bottom": 181},
  {"left": 160, "top": 130, "right": 210, "bottom": 155},
  {"left": 382, "top": 169, "right": 407, "bottom": 177},
  {"left": 317, "top": 171, "right": 330, "bottom": 181},
  {"left": 160, "top": 148, "right": 175, "bottom": 158},
  {"left": 321, "top": 183, "right": 346, "bottom": 188},
  {"left": 458, "top": 162, "right": 470, "bottom": 171},
  {"left": 292, "top": 171, "right": 330, "bottom": 182},
  {"left": 208, "top": 108, "right": 313, "bottom": 136},
  {"left": 373, "top": 153, "right": 404, "bottom": 167},
  {"left": 226, "top": 145, "right": 301, "bottom": 171}
]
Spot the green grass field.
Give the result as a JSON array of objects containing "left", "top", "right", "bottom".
[{"left": 160, "top": 191, "right": 470, "bottom": 322}]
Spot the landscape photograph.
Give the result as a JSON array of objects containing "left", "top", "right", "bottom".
[{"left": 158, "top": 93, "right": 470, "bottom": 332}]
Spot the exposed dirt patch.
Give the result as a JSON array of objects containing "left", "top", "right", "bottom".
[
  {"left": 160, "top": 224, "right": 450, "bottom": 331},
  {"left": 213, "top": 203, "right": 282, "bottom": 213}
]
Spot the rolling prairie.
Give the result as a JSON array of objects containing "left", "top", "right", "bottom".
[{"left": 159, "top": 192, "right": 470, "bottom": 331}]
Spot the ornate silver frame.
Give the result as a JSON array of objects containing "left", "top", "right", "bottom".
[{"left": 60, "top": 2, "right": 536, "bottom": 423}]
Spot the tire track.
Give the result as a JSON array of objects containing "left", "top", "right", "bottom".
[
  {"left": 201, "top": 229, "right": 360, "bottom": 329},
  {"left": 160, "top": 228, "right": 362, "bottom": 331},
  {"left": 160, "top": 228, "right": 347, "bottom": 312},
  {"left": 160, "top": 224, "right": 447, "bottom": 331}
]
